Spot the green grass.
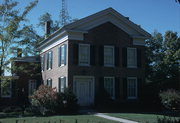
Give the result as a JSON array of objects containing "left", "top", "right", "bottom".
[
  {"left": 105, "top": 113, "right": 180, "bottom": 123},
  {"left": 0, "top": 115, "right": 120, "bottom": 123}
]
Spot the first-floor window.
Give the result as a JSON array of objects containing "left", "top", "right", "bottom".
[
  {"left": 28, "top": 80, "right": 37, "bottom": 96},
  {"left": 47, "top": 79, "right": 52, "bottom": 87},
  {"left": 127, "top": 77, "right": 137, "bottom": 99},
  {"left": 104, "top": 77, "right": 115, "bottom": 99},
  {"left": 58, "top": 77, "right": 66, "bottom": 93},
  {"left": 1, "top": 79, "right": 11, "bottom": 97}
]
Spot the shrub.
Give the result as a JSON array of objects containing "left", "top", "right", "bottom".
[
  {"left": 2, "top": 107, "right": 13, "bottom": 113},
  {"left": 30, "top": 85, "right": 58, "bottom": 115},
  {"left": 159, "top": 89, "right": 180, "bottom": 112},
  {"left": 157, "top": 116, "right": 180, "bottom": 123}
]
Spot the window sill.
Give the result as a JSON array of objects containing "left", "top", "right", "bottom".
[
  {"left": 104, "top": 64, "right": 115, "bottom": 67},
  {"left": 127, "top": 66, "right": 137, "bottom": 68},
  {"left": 78, "top": 64, "right": 90, "bottom": 67},
  {"left": 1, "top": 96, "right": 11, "bottom": 98},
  {"left": 127, "top": 97, "right": 137, "bottom": 100}
]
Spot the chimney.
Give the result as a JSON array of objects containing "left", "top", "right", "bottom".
[
  {"left": 45, "top": 21, "right": 51, "bottom": 38},
  {"left": 17, "top": 48, "right": 22, "bottom": 57}
]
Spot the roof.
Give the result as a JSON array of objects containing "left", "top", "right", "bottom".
[
  {"left": 38, "top": 8, "right": 151, "bottom": 51},
  {"left": 13, "top": 56, "right": 40, "bottom": 63}
]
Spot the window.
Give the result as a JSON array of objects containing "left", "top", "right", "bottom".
[
  {"left": 41, "top": 55, "right": 45, "bottom": 71},
  {"left": 28, "top": 80, "right": 37, "bottom": 96},
  {"left": 104, "top": 77, "right": 115, "bottom": 99},
  {"left": 47, "top": 79, "right": 52, "bottom": 87},
  {"left": 79, "top": 44, "right": 90, "bottom": 66},
  {"left": 46, "top": 51, "right": 53, "bottom": 70},
  {"left": 58, "top": 77, "right": 66, "bottom": 93},
  {"left": 127, "top": 48, "right": 137, "bottom": 68},
  {"left": 58, "top": 44, "right": 67, "bottom": 66},
  {"left": 127, "top": 77, "right": 137, "bottom": 99},
  {"left": 104, "top": 46, "right": 114, "bottom": 66},
  {"left": 1, "top": 79, "right": 11, "bottom": 98}
]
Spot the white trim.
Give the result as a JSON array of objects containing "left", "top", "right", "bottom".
[
  {"left": 104, "top": 77, "right": 115, "bottom": 99},
  {"left": 127, "top": 47, "right": 137, "bottom": 68},
  {"left": 78, "top": 44, "right": 90, "bottom": 66},
  {"left": 104, "top": 45, "right": 115, "bottom": 67},
  {"left": 127, "top": 77, "right": 137, "bottom": 99},
  {"left": 73, "top": 76, "right": 95, "bottom": 106},
  {"left": 41, "top": 35, "right": 68, "bottom": 54}
]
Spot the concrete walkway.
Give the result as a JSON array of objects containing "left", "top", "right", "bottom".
[{"left": 95, "top": 113, "right": 139, "bottom": 123}]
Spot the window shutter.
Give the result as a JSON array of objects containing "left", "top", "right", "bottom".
[
  {"left": 137, "top": 78, "right": 142, "bottom": 100},
  {"left": 50, "top": 51, "right": 53, "bottom": 69},
  {"left": 64, "top": 77, "right": 67, "bottom": 89},
  {"left": 123, "top": 78, "right": 127, "bottom": 99},
  {"left": 90, "top": 45, "right": 95, "bottom": 65},
  {"left": 99, "top": 77, "right": 104, "bottom": 92},
  {"left": 50, "top": 79, "right": 52, "bottom": 88},
  {"left": 46, "top": 53, "right": 49, "bottom": 70},
  {"left": 115, "top": 77, "right": 120, "bottom": 99},
  {"left": 58, "top": 78, "right": 61, "bottom": 92},
  {"left": 115, "top": 47, "right": 119, "bottom": 67},
  {"left": 64, "top": 44, "right": 67, "bottom": 65},
  {"left": 122, "top": 47, "right": 127, "bottom": 67},
  {"left": 137, "top": 48, "right": 142, "bottom": 68},
  {"left": 58, "top": 47, "right": 61, "bottom": 66},
  {"left": 73, "top": 43, "right": 78, "bottom": 65},
  {"left": 99, "top": 45, "right": 104, "bottom": 66}
]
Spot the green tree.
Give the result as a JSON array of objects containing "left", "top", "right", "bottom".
[{"left": 0, "top": 0, "right": 38, "bottom": 100}]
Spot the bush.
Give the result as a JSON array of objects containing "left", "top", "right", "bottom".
[
  {"left": 2, "top": 107, "right": 13, "bottom": 113},
  {"left": 30, "top": 85, "right": 78, "bottom": 115},
  {"left": 30, "top": 85, "right": 58, "bottom": 115},
  {"left": 157, "top": 116, "right": 180, "bottom": 123},
  {"left": 159, "top": 89, "right": 180, "bottom": 112}
]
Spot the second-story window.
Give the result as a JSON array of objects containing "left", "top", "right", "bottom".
[
  {"left": 79, "top": 44, "right": 90, "bottom": 66},
  {"left": 104, "top": 46, "right": 114, "bottom": 66},
  {"left": 47, "top": 51, "right": 53, "bottom": 70},
  {"left": 127, "top": 48, "right": 137, "bottom": 68},
  {"left": 58, "top": 44, "right": 67, "bottom": 66}
]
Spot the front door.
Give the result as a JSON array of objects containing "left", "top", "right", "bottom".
[{"left": 74, "top": 76, "right": 94, "bottom": 106}]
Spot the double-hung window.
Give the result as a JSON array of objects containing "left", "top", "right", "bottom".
[
  {"left": 41, "top": 55, "right": 45, "bottom": 71},
  {"left": 127, "top": 77, "right": 137, "bottom": 99},
  {"left": 58, "top": 44, "right": 67, "bottom": 66},
  {"left": 1, "top": 79, "right": 11, "bottom": 98},
  {"left": 104, "top": 77, "right": 115, "bottom": 99},
  {"left": 58, "top": 77, "right": 66, "bottom": 93},
  {"left": 79, "top": 44, "right": 90, "bottom": 66},
  {"left": 127, "top": 48, "right": 137, "bottom": 68},
  {"left": 46, "top": 51, "right": 53, "bottom": 70},
  {"left": 47, "top": 79, "right": 52, "bottom": 87},
  {"left": 104, "top": 46, "right": 114, "bottom": 66}
]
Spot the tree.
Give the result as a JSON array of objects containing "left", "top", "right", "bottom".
[
  {"left": 0, "top": 0, "right": 38, "bottom": 100},
  {"left": 145, "top": 31, "right": 180, "bottom": 89}
]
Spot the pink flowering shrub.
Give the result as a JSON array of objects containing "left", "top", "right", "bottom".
[{"left": 30, "top": 85, "right": 59, "bottom": 115}]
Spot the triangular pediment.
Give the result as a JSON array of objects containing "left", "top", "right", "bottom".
[{"left": 65, "top": 8, "right": 150, "bottom": 38}]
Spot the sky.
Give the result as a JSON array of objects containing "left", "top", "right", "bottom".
[{"left": 14, "top": 0, "right": 180, "bottom": 36}]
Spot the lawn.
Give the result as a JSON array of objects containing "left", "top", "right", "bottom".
[
  {"left": 105, "top": 113, "right": 180, "bottom": 123},
  {"left": 0, "top": 115, "right": 120, "bottom": 123}
]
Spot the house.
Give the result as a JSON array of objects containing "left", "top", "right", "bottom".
[
  {"left": 0, "top": 55, "right": 42, "bottom": 106},
  {"left": 38, "top": 8, "right": 151, "bottom": 106}
]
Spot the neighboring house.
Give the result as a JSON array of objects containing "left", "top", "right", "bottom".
[
  {"left": 38, "top": 8, "right": 151, "bottom": 106},
  {"left": 0, "top": 56, "right": 42, "bottom": 106}
]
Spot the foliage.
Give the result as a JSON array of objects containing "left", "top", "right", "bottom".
[
  {"left": 30, "top": 85, "right": 78, "bottom": 115},
  {"left": 30, "top": 85, "right": 58, "bottom": 115},
  {"left": 159, "top": 89, "right": 180, "bottom": 112},
  {"left": 157, "top": 116, "right": 180, "bottom": 123}
]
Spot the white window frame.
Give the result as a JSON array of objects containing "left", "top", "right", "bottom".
[
  {"left": 47, "top": 78, "right": 52, "bottom": 87},
  {"left": 127, "top": 47, "right": 137, "bottom": 68},
  {"left": 1, "top": 79, "right": 12, "bottom": 98},
  {"left": 104, "top": 77, "right": 115, "bottom": 99},
  {"left": 28, "top": 80, "right": 37, "bottom": 96},
  {"left": 104, "top": 45, "right": 115, "bottom": 67},
  {"left": 59, "top": 77, "right": 67, "bottom": 93},
  {"left": 41, "top": 55, "right": 45, "bottom": 72},
  {"left": 127, "top": 77, "right": 137, "bottom": 99},
  {"left": 78, "top": 44, "right": 90, "bottom": 66},
  {"left": 59, "top": 44, "right": 67, "bottom": 67}
]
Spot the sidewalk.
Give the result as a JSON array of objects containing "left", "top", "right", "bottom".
[{"left": 95, "top": 113, "right": 139, "bottom": 123}]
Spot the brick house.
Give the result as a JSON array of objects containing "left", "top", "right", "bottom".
[
  {"left": 38, "top": 8, "right": 150, "bottom": 106},
  {"left": 0, "top": 56, "right": 41, "bottom": 106}
]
